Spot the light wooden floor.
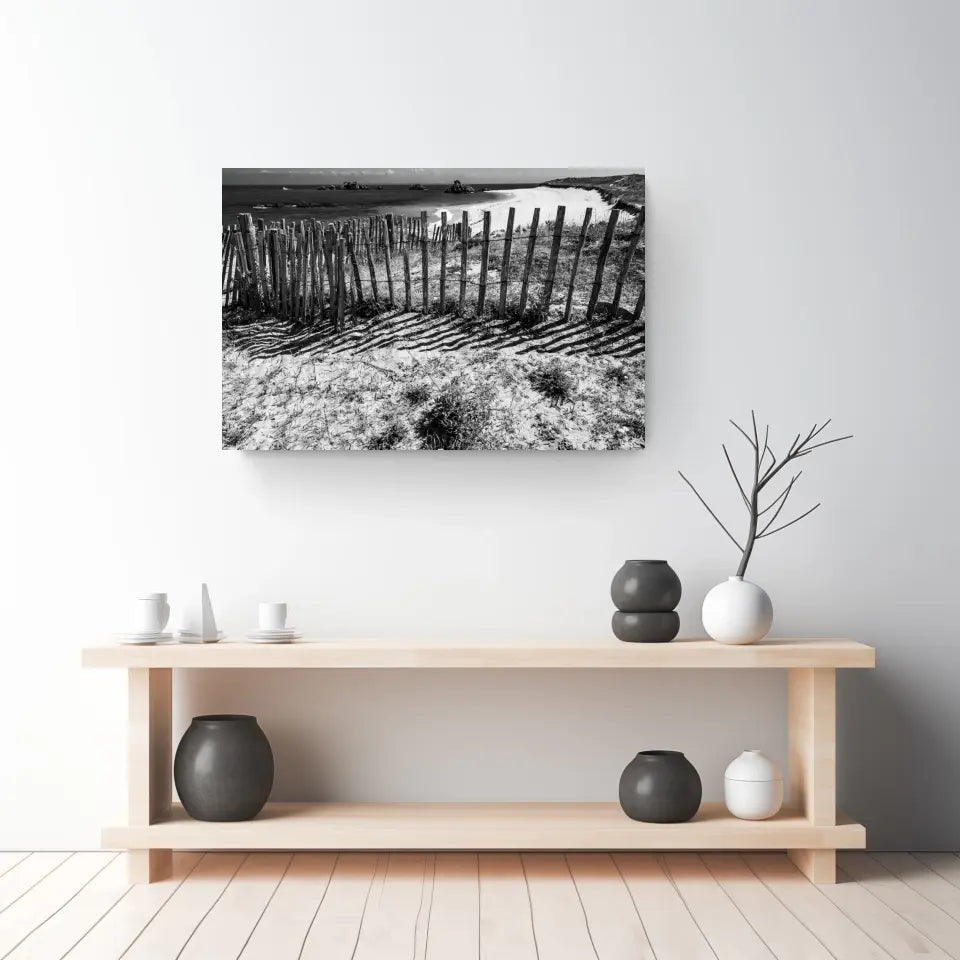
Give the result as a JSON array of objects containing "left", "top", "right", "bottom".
[{"left": 2, "top": 851, "right": 960, "bottom": 959}]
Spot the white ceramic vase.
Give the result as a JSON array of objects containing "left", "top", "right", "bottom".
[
  {"left": 724, "top": 749, "right": 783, "bottom": 820},
  {"left": 702, "top": 576, "right": 773, "bottom": 645}
]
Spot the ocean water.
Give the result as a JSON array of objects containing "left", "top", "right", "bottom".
[{"left": 222, "top": 184, "right": 611, "bottom": 231}]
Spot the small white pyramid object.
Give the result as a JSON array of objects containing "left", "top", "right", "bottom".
[{"left": 178, "top": 583, "right": 221, "bottom": 642}]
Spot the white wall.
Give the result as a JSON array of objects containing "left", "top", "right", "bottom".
[{"left": 1, "top": 0, "right": 957, "bottom": 850}]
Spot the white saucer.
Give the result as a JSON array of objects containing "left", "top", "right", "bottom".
[
  {"left": 247, "top": 631, "right": 302, "bottom": 643},
  {"left": 115, "top": 632, "right": 173, "bottom": 645},
  {"left": 176, "top": 631, "right": 226, "bottom": 644}
]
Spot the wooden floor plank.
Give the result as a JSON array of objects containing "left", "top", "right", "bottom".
[
  {"left": 664, "top": 853, "right": 774, "bottom": 960},
  {"left": 0, "top": 853, "right": 115, "bottom": 957},
  {"left": 0, "top": 855, "right": 30, "bottom": 881},
  {"left": 412, "top": 854, "right": 435, "bottom": 960},
  {"left": 478, "top": 853, "right": 538, "bottom": 960},
  {"left": 121, "top": 853, "right": 247, "bottom": 960},
  {"left": 177, "top": 853, "right": 291, "bottom": 960},
  {"left": 425, "top": 853, "right": 478, "bottom": 960},
  {"left": 612, "top": 853, "right": 716, "bottom": 960},
  {"left": 744, "top": 853, "right": 896, "bottom": 960},
  {"left": 839, "top": 853, "right": 960, "bottom": 956},
  {"left": 822, "top": 865, "right": 950, "bottom": 960},
  {"left": 872, "top": 853, "right": 960, "bottom": 921},
  {"left": 0, "top": 854, "right": 71, "bottom": 912},
  {"left": 13, "top": 849, "right": 960, "bottom": 960},
  {"left": 237, "top": 853, "right": 337, "bottom": 960},
  {"left": 5, "top": 854, "right": 128, "bottom": 960},
  {"left": 299, "top": 853, "right": 381, "bottom": 960},
  {"left": 915, "top": 853, "right": 960, "bottom": 891},
  {"left": 352, "top": 853, "right": 428, "bottom": 960},
  {"left": 565, "top": 853, "right": 656, "bottom": 960},
  {"left": 522, "top": 853, "right": 599, "bottom": 959},
  {"left": 702, "top": 854, "right": 833, "bottom": 960},
  {"left": 61, "top": 852, "right": 202, "bottom": 960}
]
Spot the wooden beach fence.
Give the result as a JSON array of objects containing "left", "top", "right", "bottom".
[{"left": 222, "top": 203, "right": 644, "bottom": 329}]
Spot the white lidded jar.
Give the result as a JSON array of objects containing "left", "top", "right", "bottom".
[{"left": 724, "top": 749, "right": 783, "bottom": 820}]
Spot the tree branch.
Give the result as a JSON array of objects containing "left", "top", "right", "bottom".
[
  {"left": 678, "top": 471, "right": 744, "bottom": 552},
  {"left": 758, "top": 474, "right": 799, "bottom": 534},
  {"left": 722, "top": 444, "right": 751, "bottom": 509},
  {"left": 799, "top": 434, "right": 854, "bottom": 454},
  {"left": 758, "top": 471, "right": 801, "bottom": 516},
  {"left": 729, "top": 419, "right": 757, "bottom": 449},
  {"left": 757, "top": 502, "right": 821, "bottom": 538}
]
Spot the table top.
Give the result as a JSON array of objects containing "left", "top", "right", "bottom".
[{"left": 82, "top": 637, "right": 875, "bottom": 669}]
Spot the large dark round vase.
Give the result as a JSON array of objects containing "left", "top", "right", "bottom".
[
  {"left": 611, "top": 560, "right": 682, "bottom": 613},
  {"left": 174, "top": 715, "right": 274, "bottom": 822},
  {"left": 618, "top": 750, "right": 702, "bottom": 823}
]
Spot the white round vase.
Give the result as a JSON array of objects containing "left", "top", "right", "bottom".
[
  {"left": 724, "top": 749, "right": 783, "bottom": 820},
  {"left": 702, "top": 576, "right": 773, "bottom": 645}
]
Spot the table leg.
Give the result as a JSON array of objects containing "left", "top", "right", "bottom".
[
  {"left": 787, "top": 667, "right": 837, "bottom": 882},
  {"left": 127, "top": 667, "right": 173, "bottom": 883}
]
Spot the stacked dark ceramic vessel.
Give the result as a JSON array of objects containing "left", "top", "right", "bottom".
[{"left": 610, "top": 560, "right": 682, "bottom": 643}]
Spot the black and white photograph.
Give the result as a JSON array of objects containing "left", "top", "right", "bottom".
[{"left": 222, "top": 167, "right": 645, "bottom": 450}]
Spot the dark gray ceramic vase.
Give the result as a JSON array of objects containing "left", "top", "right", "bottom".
[
  {"left": 174, "top": 715, "right": 274, "bottom": 822},
  {"left": 612, "top": 610, "right": 680, "bottom": 643},
  {"left": 618, "top": 750, "right": 702, "bottom": 823},
  {"left": 611, "top": 560, "right": 682, "bottom": 613}
]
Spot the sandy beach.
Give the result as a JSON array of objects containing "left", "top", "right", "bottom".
[{"left": 433, "top": 186, "right": 612, "bottom": 232}]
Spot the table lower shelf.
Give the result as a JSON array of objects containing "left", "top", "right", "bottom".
[{"left": 104, "top": 802, "right": 865, "bottom": 851}]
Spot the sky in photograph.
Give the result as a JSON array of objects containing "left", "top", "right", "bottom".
[{"left": 222, "top": 167, "right": 641, "bottom": 185}]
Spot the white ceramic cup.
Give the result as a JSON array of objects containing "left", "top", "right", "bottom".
[
  {"left": 134, "top": 597, "right": 166, "bottom": 635},
  {"left": 142, "top": 593, "right": 170, "bottom": 630},
  {"left": 258, "top": 602, "right": 287, "bottom": 631}
]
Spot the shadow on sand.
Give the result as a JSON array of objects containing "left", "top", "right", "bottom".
[{"left": 224, "top": 306, "right": 645, "bottom": 362}]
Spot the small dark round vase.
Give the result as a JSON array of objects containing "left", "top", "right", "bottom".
[
  {"left": 612, "top": 610, "right": 680, "bottom": 643},
  {"left": 618, "top": 750, "right": 702, "bottom": 823},
  {"left": 611, "top": 560, "right": 682, "bottom": 613},
  {"left": 174, "top": 715, "right": 274, "bottom": 822}
]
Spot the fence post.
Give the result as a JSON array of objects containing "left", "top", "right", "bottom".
[
  {"left": 383, "top": 222, "right": 395, "bottom": 306},
  {"left": 563, "top": 208, "right": 593, "bottom": 323},
  {"left": 633, "top": 284, "right": 645, "bottom": 322},
  {"left": 539, "top": 205, "right": 566, "bottom": 317},
  {"left": 232, "top": 226, "right": 248, "bottom": 307},
  {"left": 323, "top": 227, "right": 336, "bottom": 302},
  {"left": 518, "top": 207, "right": 540, "bottom": 316},
  {"left": 348, "top": 263, "right": 357, "bottom": 320},
  {"left": 238, "top": 213, "right": 263, "bottom": 310},
  {"left": 364, "top": 236, "right": 380, "bottom": 310},
  {"left": 403, "top": 248, "right": 412, "bottom": 312},
  {"left": 386, "top": 213, "right": 395, "bottom": 254},
  {"left": 268, "top": 229, "right": 280, "bottom": 314},
  {"left": 477, "top": 210, "right": 491, "bottom": 315},
  {"left": 459, "top": 211, "right": 468, "bottom": 313},
  {"left": 314, "top": 224, "right": 326, "bottom": 325},
  {"left": 398, "top": 216, "right": 405, "bottom": 249},
  {"left": 498, "top": 206, "right": 516, "bottom": 318},
  {"left": 300, "top": 227, "right": 309, "bottom": 323},
  {"left": 586, "top": 208, "right": 620, "bottom": 323},
  {"left": 420, "top": 210, "right": 429, "bottom": 312},
  {"left": 609, "top": 207, "right": 645, "bottom": 318},
  {"left": 439, "top": 211, "right": 448, "bottom": 313},
  {"left": 347, "top": 232, "right": 365, "bottom": 303},
  {"left": 278, "top": 230, "right": 289, "bottom": 319},
  {"left": 222, "top": 228, "right": 234, "bottom": 304},
  {"left": 336, "top": 239, "right": 345, "bottom": 331}
]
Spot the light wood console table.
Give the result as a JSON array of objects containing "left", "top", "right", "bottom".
[{"left": 82, "top": 637, "right": 875, "bottom": 884}]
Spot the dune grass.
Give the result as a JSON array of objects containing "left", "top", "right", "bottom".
[{"left": 222, "top": 344, "right": 644, "bottom": 450}]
